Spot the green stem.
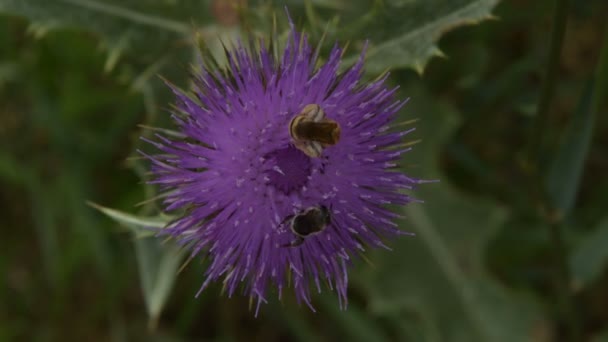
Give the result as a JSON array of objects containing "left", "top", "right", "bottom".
[{"left": 529, "top": 0, "right": 570, "bottom": 162}]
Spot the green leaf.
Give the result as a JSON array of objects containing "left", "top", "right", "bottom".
[
  {"left": 569, "top": 218, "right": 608, "bottom": 291},
  {"left": 88, "top": 202, "right": 172, "bottom": 238},
  {"left": 545, "top": 22, "right": 607, "bottom": 218},
  {"left": 0, "top": 0, "right": 192, "bottom": 51},
  {"left": 341, "top": 0, "right": 500, "bottom": 73},
  {"left": 544, "top": 80, "right": 596, "bottom": 217},
  {"left": 0, "top": 0, "right": 210, "bottom": 88},
  {"left": 353, "top": 85, "right": 545, "bottom": 342},
  {"left": 134, "top": 237, "right": 186, "bottom": 329},
  {"left": 0, "top": 0, "right": 501, "bottom": 78},
  {"left": 88, "top": 201, "right": 183, "bottom": 324}
]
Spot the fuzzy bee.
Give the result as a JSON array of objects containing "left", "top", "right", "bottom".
[
  {"left": 289, "top": 104, "right": 341, "bottom": 158},
  {"left": 280, "top": 205, "right": 331, "bottom": 247}
]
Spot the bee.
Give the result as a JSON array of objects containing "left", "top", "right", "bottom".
[
  {"left": 280, "top": 205, "right": 331, "bottom": 247},
  {"left": 289, "top": 104, "right": 341, "bottom": 158}
]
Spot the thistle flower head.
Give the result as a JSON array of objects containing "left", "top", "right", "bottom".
[{"left": 145, "top": 18, "right": 419, "bottom": 315}]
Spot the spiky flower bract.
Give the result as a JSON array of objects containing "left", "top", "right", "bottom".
[{"left": 144, "top": 18, "right": 420, "bottom": 315}]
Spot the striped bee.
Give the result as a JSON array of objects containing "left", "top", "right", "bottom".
[{"left": 289, "top": 104, "right": 341, "bottom": 158}]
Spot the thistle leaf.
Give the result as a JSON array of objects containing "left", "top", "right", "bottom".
[
  {"left": 341, "top": 0, "right": 500, "bottom": 73},
  {"left": 88, "top": 202, "right": 171, "bottom": 237},
  {"left": 0, "top": 0, "right": 193, "bottom": 49},
  {"left": 0, "top": 0, "right": 206, "bottom": 82},
  {"left": 88, "top": 201, "right": 183, "bottom": 325}
]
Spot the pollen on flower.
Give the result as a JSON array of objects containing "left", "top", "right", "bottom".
[{"left": 143, "top": 13, "right": 421, "bottom": 315}]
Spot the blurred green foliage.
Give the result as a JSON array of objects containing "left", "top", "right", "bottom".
[{"left": 1, "top": 0, "right": 607, "bottom": 341}]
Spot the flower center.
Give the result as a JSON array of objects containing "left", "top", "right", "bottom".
[{"left": 264, "top": 145, "right": 312, "bottom": 194}]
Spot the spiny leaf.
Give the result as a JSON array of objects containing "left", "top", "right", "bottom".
[
  {"left": 341, "top": 0, "right": 500, "bottom": 73},
  {"left": 0, "top": 0, "right": 192, "bottom": 47},
  {"left": 88, "top": 202, "right": 171, "bottom": 237},
  {"left": 0, "top": 0, "right": 205, "bottom": 82}
]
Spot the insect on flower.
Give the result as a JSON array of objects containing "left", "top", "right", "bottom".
[
  {"left": 289, "top": 104, "right": 341, "bottom": 158},
  {"left": 142, "top": 12, "right": 423, "bottom": 315},
  {"left": 280, "top": 205, "right": 331, "bottom": 248}
]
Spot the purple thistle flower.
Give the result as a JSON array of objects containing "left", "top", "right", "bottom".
[{"left": 143, "top": 18, "right": 420, "bottom": 315}]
